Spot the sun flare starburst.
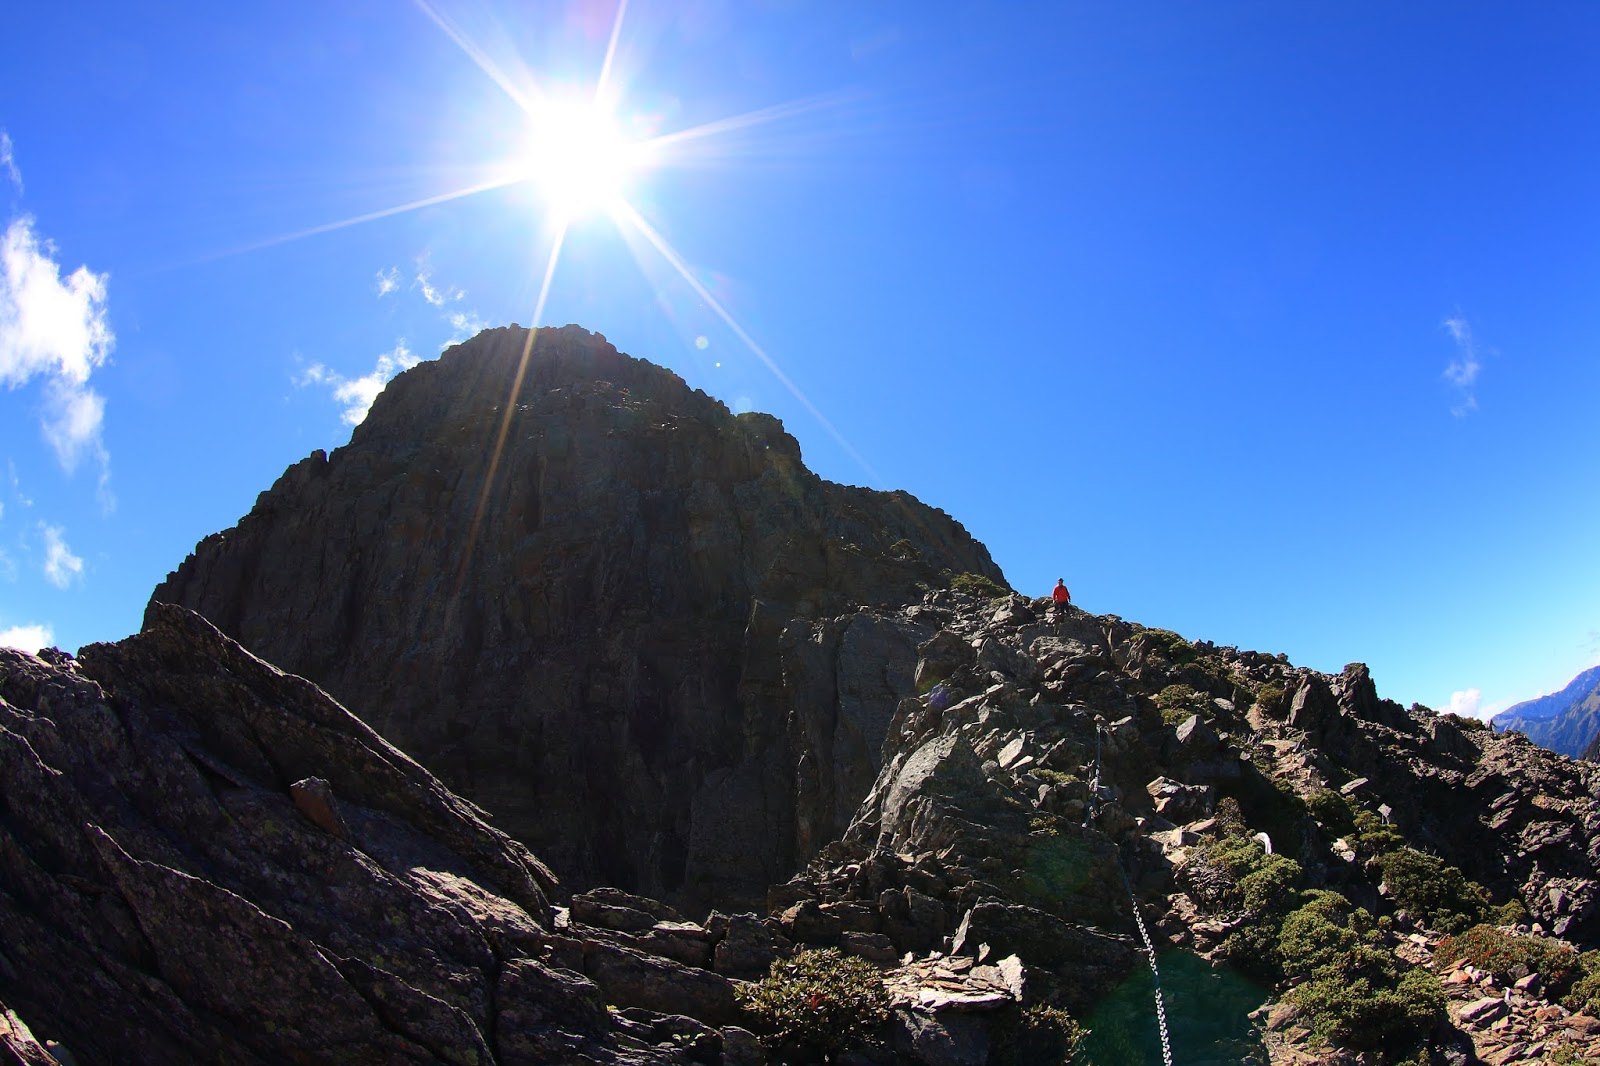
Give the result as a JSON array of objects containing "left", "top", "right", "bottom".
[
  {"left": 519, "top": 96, "right": 647, "bottom": 220},
  {"left": 220, "top": 0, "right": 882, "bottom": 590}
]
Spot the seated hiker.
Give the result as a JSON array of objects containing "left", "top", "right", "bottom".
[{"left": 1052, "top": 578, "right": 1071, "bottom": 605}]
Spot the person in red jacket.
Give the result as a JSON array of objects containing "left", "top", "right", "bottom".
[{"left": 1052, "top": 579, "right": 1071, "bottom": 605}]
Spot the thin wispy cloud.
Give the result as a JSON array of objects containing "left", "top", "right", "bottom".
[
  {"left": 40, "top": 522, "right": 83, "bottom": 588},
  {"left": 375, "top": 267, "right": 400, "bottom": 297},
  {"left": 447, "top": 310, "right": 489, "bottom": 345},
  {"left": 415, "top": 268, "right": 462, "bottom": 307},
  {"left": 299, "top": 341, "right": 421, "bottom": 425},
  {"left": 0, "top": 131, "right": 20, "bottom": 192},
  {"left": 0, "top": 622, "right": 51, "bottom": 653},
  {"left": 0, "top": 215, "right": 114, "bottom": 476},
  {"left": 1442, "top": 315, "right": 1482, "bottom": 417}
]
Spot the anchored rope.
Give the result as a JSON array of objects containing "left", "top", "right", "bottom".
[{"left": 1084, "top": 720, "right": 1175, "bottom": 1066}]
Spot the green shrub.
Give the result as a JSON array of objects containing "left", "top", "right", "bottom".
[
  {"left": 1563, "top": 971, "right": 1600, "bottom": 1016},
  {"left": 888, "top": 538, "right": 920, "bottom": 561},
  {"left": 1239, "top": 854, "right": 1303, "bottom": 916},
  {"left": 1034, "top": 769, "right": 1082, "bottom": 790},
  {"left": 1493, "top": 898, "right": 1529, "bottom": 926},
  {"left": 1212, "top": 797, "right": 1248, "bottom": 836},
  {"left": 1278, "top": 891, "right": 1444, "bottom": 1054},
  {"left": 1255, "top": 682, "right": 1285, "bottom": 714},
  {"left": 1349, "top": 808, "right": 1405, "bottom": 858},
  {"left": 1155, "top": 684, "right": 1201, "bottom": 709},
  {"left": 1183, "top": 834, "right": 1263, "bottom": 911},
  {"left": 1278, "top": 891, "right": 1363, "bottom": 975},
  {"left": 951, "top": 572, "right": 1009, "bottom": 599},
  {"left": 1305, "top": 790, "right": 1355, "bottom": 836},
  {"left": 1142, "top": 628, "right": 1198, "bottom": 665},
  {"left": 737, "top": 948, "right": 890, "bottom": 1055},
  {"left": 1218, "top": 919, "right": 1285, "bottom": 985},
  {"left": 1549, "top": 1041, "right": 1585, "bottom": 1065},
  {"left": 1436, "top": 925, "right": 1579, "bottom": 995},
  {"left": 1160, "top": 707, "right": 1193, "bottom": 727},
  {"left": 1288, "top": 968, "right": 1444, "bottom": 1053},
  {"left": 1377, "top": 849, "right": 1488, "bottom": 934},
  {"left": 993, "top": 1004, "right": 1086, "bottom": 1065}
]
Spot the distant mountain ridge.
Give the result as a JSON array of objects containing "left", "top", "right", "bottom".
[{"left": 1491, "top": 664, "right": 1600, "bottom": 758}]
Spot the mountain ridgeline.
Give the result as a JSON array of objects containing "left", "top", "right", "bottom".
[
  {"left": 8, "top": 324, "right": 1599, "bottom": 1064},
  {"left": 150, "top": 325, "right": 1004, "bottom": 913},
  {"left": 1490, "top": 664, "right": 1600, "bottom": 759}
]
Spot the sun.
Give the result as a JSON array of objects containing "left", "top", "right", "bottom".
[{"left": 519, "top": 95, "right": 644, "bottom": 220}]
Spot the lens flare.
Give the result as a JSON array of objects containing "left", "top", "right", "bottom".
[{"left": 520, "top": 96, "right": 645, "bottom": 220}]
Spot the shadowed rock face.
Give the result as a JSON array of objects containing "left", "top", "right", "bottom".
[
  {"left": 0, "top": 606, "right": 701, "bottom": 1066},
  {"left": 150, "top": 325, "right": 1004, "bottom": 911}
]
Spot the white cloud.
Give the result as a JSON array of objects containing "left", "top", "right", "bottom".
[
  {"left": 375, "top": 267, "right": 399, "bottom": 297},
  {"left": 0, "top": 216, "right": 114, "bottom": 473},
  {"left": 40, "top": 522, "right": 82, "bottom": 588},
  {"left": 0, "top": 131, "right": 20, "bottom": 192},
  {"left": 0, "top": 622, "right": 51, "bottom": 653},
  {"left": 1442, "top": 315, "right": 1482, "bottom": 417},
  {"left": 1446, "top": 687, "right": 1483, "bottom": 719},
  {"left": 299, "top": 342, "right": 421, "bottom": 426},
  {"left": 447, "top": 310, "right": 489, "bottom": 345},
  {"left": 415, "top": 269, "right": 462, "bottom": 306}
]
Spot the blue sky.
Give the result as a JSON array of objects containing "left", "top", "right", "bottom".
[{"left": 2, "top": 2, "right": 1597, "bottom": 720}]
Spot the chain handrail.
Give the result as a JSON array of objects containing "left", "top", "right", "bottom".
[{"left": 1085, "top": 720, "right": 1175, "bottom": 1066}]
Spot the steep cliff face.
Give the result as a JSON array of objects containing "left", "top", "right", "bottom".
[{"left": 150, "top": 325, "right": 1003, "bottom": 912}]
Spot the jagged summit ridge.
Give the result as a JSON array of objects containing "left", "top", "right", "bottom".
[{"left": 151, "top": 324, "right": 1005, "bottom": 911}]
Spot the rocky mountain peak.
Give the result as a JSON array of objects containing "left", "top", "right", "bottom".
[
  {"left": 150, "top": 325, "right": 1005, "bottom": 912},
  {"left": 4, "top": 322, "right": 1587, "bottom": 1063}
]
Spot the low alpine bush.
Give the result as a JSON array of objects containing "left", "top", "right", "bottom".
[
  {"left": 1436, "top": 924, "right": 1578, "bottom": 995},
  {"left": 736, "top": 948, "right": 890, "bottom": 1056}
]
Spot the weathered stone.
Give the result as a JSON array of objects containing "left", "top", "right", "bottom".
[
  {"left": 950, "top": 901, "right": 1136, "bottom": 1012},
  {"left": 289, "top": 777, "right": 349, "bottom": 838},
  {"left": 781, "top": 899, "right": 842, "bottom": 946},
  {"left": 916, "top": 630, "right": 975, "bottom": 693},
  {"left": 1174, "top": 715, "right": 1220, "bottom": 756},
  {"left": 820, "top": 901, "right": 880, "bottom": 934},
  {"left": 1146, "top": 776, "right": 1214, "bottom": 822},
  {"left": 1459, "top": 996, "right": 1508, "bottom": 1024},
  {"left": 0, "top": 1003, "right": 56, "bottom": 1066},
  {"left": 581, "top": 939, "right": 739, "bottom": 1026},
  {"left": 720, "top": 1025, "right": 766, "bottom": 1066},
  {"left": 893, "top": 1008, "right": 991, "bottom": 1066},
  {"left": 840, "top": 931, "right": 899, "bottom": 964},
  {"left": 712, "top": 914, "right": 777, "bottom": 979}
]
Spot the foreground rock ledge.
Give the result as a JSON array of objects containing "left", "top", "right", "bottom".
[{"left": 0, "top": 605, "right": 747, "bottom": 1065}]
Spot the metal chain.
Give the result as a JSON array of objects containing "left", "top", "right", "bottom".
[
  {"left": 1121, "top": 861, "right": 1175, "bottom": 1066},
  {"left": 1084, "top": 720, "right": 1176, "bottom": 1066}
]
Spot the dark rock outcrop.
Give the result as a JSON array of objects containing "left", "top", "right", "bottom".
[
  {"left": 0, "top": 605, "right": 766, "bottom": 1064},
  {"left": 150, "top": 325, "right": 1002, "bottom": 912}
]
